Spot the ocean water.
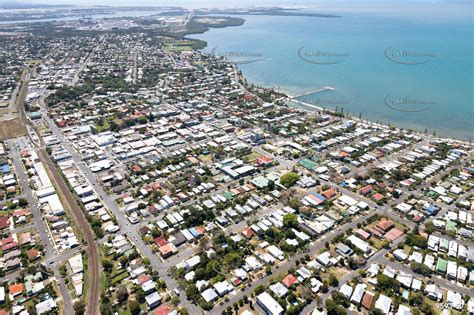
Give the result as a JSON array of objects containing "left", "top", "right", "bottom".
[{"left": 190, "top": 3, "right": 473, "bottom": 140}]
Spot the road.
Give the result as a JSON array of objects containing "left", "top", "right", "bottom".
[
  {"left": 37, "top": 99, "right": 203, "bottom": 315},
  {"left": 301, "top": 236, "right": 405, "bottom": 315},
  {"left": 14, "top": 62, "right": 100, "bottom": 314},
  {"left": 212, "top": 209, "right": 379, "bottom": 314},
  {"left": 380, "top": 257, "right": 474, "bottom": 297},
  {"left": 7, "top": 140, "right": 74, "bottom": 314}
]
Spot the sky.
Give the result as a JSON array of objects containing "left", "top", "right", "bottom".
[{"left": 2, "top": 0, "right": 471, "bottom": 8}]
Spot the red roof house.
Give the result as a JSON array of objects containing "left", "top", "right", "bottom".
[{"left": 282, "top": 274, "right": 298, "bottom": 288}]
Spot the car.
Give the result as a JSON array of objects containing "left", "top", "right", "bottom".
[
  {"left": 128, "top": 216, "right": 139, "bottom": 224},
  {"left": 174, "top": 289, "right": 180, "bottom": 296}
]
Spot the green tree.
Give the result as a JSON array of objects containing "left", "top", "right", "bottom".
[
  {"left": 73, "top": 300, "right": 86, "bottom": 315},
  {"left": 280, "top": 172, "right": 300, "bottom": 188},
  {"left": 326, "top": 298, "right": 347, "bottom": 315},
  {"left": 116, "top": 285, "right": 128, "bottom": 303},
  {"left": 283, "top": 213, "right": 298, "bottom": 228},
  {"left": 289, "top": 198, "right": 302, "bottom": 210},
  {"left": 129, "top": 300, "right": 140, "bottom": 315},
  {"left": 329, "top": 274, "right": 339, "bottom": 287}
]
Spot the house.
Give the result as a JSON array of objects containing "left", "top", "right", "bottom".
[
  {"left": 8, "top": 283, "right": 24, "bottom": 299},
  {"left": 36, "top": 298, "right": 57, "bottom": 314},
  {"left": 376, "top": 219, "right": 394, "bottom": 232},
  {"left": 336, "top": 243, "right": 354, "bottom": 257},
  {"left": 424, "top": 284, "right": 442, "bottom": 301},
  {"left": 446, "top": 261, "right": 457, "bottom": 280},
  {"left": 256, "top": 292, "right": 284, "bottom": 315},
  {"left": 359, "top": 185, "right": 373, "bottom": 195},
  {"left": 213, "top": 280, "right": 232, "bottom": 296},
  {"left": 436, "top": 258, "right": 447, "bottom": 274},
  {"left": 347, "top": 235, "right": 371, "bottom": 254},
  {"left": 282, "top": 274, "right": 298, "bottom": 288},
  {"left": 362, "top": 291, "right": 375, "bottom": 310},
  {"left": 316, "top": 251, "right": 334, "bottom": 267},
  {"left": 366, "top": 264, "right": 380, "bottom": 277},
  {"left": 242, "top": 227, "right": 254, "bottom": 239},
  {"left": 396, "top": 272, "right": 413, "bottom": 289},
  {"left": 339, "top": 284, "right": 353, "bottom": 299},
  {"left": 446, "top": 291, "right": 464, "bottom": 310},
  {"left": 374, "top": 294, "right": 392, "bottom": 315},
  {"left": 269, "top": 282, "right": 289, "bottom": 298},
  {"left": 457, "top": 266, "right": 468, "bottom": 283},
  {"left": 393, "top": 249, "right": 408, "bottom": 261},
  {"left": 350, "top": 283, "right": 367, "bottom": 305},
  {"left": 397, "top": 304, "right": 412, "bottom": 315},
  {"left": 145, "top": 292, "right": 161, "bottom": 310},
  {"left": 384, "top": 228, "right": 404, "bottom": 241},
  {"left": 201, "top": 288, "right": 218, "bottom": 303}
]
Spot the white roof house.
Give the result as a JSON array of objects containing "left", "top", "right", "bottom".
[
  {"left": 350, "top": 283, "right": 367, "bottom": 304},
  {"left": 347, "top": 235, "right": 371, "bottom": 254},
  {"left": 36, "top": 298, "right": 57, "bottom": 314},
  {"left": 256, "top": 292, "right": 284, "bottom": 315},
  {"left": 397, "top": 304, "right": 412, "bottom": 315},
  {"left": 446, "top": 291, "right": 464, "bottom": 310},
  {"left": 269, "top": 282, "right": 289, "bottom": 298},
  {"left": 374, "top": 294, "right": 392, "bottom": 315},
  {"left": 339, "top": 284, "right": 353, "bottom": 299},
  {"left": 424, "top": 284, "right": 442, "bottom": 301},
  {"left": 201, "top": 288, "right": 218, "bottom": 302},
  {"left": 213, "top": 280, "right": 232, "bottom": 296}
]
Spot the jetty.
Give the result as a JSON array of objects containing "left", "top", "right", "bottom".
[{"left": 292, "top": 86, "right": 335, "bottom": 99}]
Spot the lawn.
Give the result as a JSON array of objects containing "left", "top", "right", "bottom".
[
  {"left": 164, "top": 43, "right": 193, "bottom": 52},
  {"left": 243, "top": 152, "right": 262, "bottom": 163}
]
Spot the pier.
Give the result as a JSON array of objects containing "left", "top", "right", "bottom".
[{"left": 292, "top": 86, "right": 335, "bottom": 99}]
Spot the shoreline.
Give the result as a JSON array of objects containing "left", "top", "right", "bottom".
[
  {"left": 186, "top": 24, "right": 472, "bottom": 144},
  {"left": 230, "top": 63, "right": 472, "bottom": 146}
]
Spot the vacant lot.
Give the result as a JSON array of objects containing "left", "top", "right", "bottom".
[{"left": 0, "top": 117, "right": 27, "bottom": 140}]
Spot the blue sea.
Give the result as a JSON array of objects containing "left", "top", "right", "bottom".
[{"left": 190, "top": 3, "right": 473, "bottom": 140}]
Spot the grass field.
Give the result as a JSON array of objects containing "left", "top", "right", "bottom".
[{"left": 164, "top": 42, "right": 193, "bottom": 52}]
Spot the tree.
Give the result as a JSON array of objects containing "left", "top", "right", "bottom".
[
  {"left": 329, "top": 274, "right": 339, "bottom": 287},
  {"left": 283, "top": 213, "right": 298, "bottom": 228},
  {"left": 116, "top": 285, "right": 128, "bottom": 303},
  {"left": 171, "top": 296, "right": 180, "bottom": 306},
  {"left": 409, "top": 292, "right": 424, "bottom": 306},
  {"left": 289, "top": 198, "right": 302, "bottom": 210},
  {"left": 280, "top": 172, "right": 300, "bottom": 188},
  {"left": 102, "top": 259, "right": 113, "bottom": 273},
  {"left": 424, "top": 221, "right": 435, "bottom": 234},
  {"left": 420, "top": 303, "right": 434, "bottom": 315},
  {"left": 100, "top": 303, "right": 112, "bottom": 315},
  {"left": 326, "top": 298, "right": 347, "bottom": 315},
  {"left": 254, "top": 284, "right": 265, "bottom": 295},
  {"left": 348, "top": 257, "right": 359, "bottom": 270},
  {"left": 410, "top": 262, "right": 432, "bottom": 277},
  {"left": 135, "top": 288, "right": 146, "bottom": 303},
  {"left": 223, "top": 252, "right": 244, "bottom": 268},
  {"left": 129, "top": 300, "right": 140, "bottom": 315},
  {"left": 376, "top": 274, "right": 400, "bottom": 293},
  {"left": 405, "top": 234, "right": 427, "bottom": 249},
  {"left": 17, "top": 198, "right": 28, "bottom": 207},
  {"left": 73, "top": 300, "right": 86, "bottom": 315}
]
